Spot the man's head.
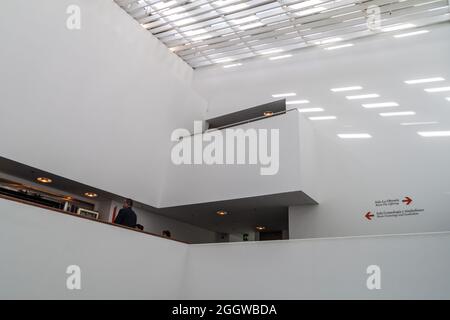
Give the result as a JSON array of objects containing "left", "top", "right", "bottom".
[{"left": 123, "top": 198, "right": 133, "bottom": 209}]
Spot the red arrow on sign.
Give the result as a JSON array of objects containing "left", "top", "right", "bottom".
[
  {"left": 365, "top": 212, "right": 374, "bottom": 220},
  {"left": 402, "top": 196, "right": 413, "bottom": 205}
]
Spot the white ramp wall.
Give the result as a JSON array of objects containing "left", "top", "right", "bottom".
[
  {"left": 183, "top": 232, "right": 450, "bottom": 299},
  {"left": 0, "top": 198, "right": 188, "bottom": 299},
  {"left": 2, "top": 198, "right": 450, "bottom": 299}
]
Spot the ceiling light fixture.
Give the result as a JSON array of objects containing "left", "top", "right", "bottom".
[
  {"left": 324, "top": 43, "right": 354, "bottom": 50},
  {"left": 289, "top": 0, "right": 323, "bottom": 10},
  {"left": 315, "top": 37, "right": 342, "bottom": 45},
  {"left": 256, "top": 226, "right": 266, "bottom": 231},
  {"left": 223, "top": 63, "right": 242, "bottom": 68},
  {"left": 297, "top": 107, "right": 324, "bottom": 113},
  {"left": 309, "top": 116, "right": 337, "bottom": 120},
  {"left": 394, "top": 30, "right": 429, "bottom": 38},
  {"left": 216, "top": 210, "right": 228, "bottom": 216},
  {"left": 239, "top": 22, "right": 264, "bottom": 30},
  {"left": 381, "top": 23, "right": 416, "bottom": 32},
  {"left": 417, "top": 131, "right": 450, "bottom": 137},
  {"left": 404, "top": 77, "right": 445, "bottom": 84},
  {"left": 269, "top": 54, "right": 292, "bottom": 60},
  {"left": 331, "top": 86, "right": 363, "bottom": 92},
  {"left": 84, "top": 192, "right": 98, "bottom": 198},
  {"left": 346, "top": 94, "right": 380, "bottom": 100},
  {"left": 286, "top": 100, "right": 310, "bottom": 105},
  {"left": 259, "top": 48, "right": 283, "bottom": 55},
  {"left": 296, "top": 7, "right": 326, "bottom": 16},
  {"left": 362, "top": 102, "right": 399, "bottom": 108},
  {"left": 272, "top": 92, "right": 296, "bottom": 98},
  {"left": 36, "top": 177, "right": 52, "bottom": 184},
  {"left": 424, "top": 87, "right": 450, "bottom": 93},
  {"left": 263, "top": 111, "right": 274, "bottom": 117},
  {"left": 400, "top": 121, "right": 438, "bottom": 126},
  {"left": 379, "top": 111, "right": 416, "bottom": 117},
  {"left": 337, "top": 133, "right": 372, "bottom": 139}
]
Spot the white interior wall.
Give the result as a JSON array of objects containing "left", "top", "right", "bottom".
[
  {"left": 2, "top": 197, "right": 449, "bottom": 299},
  {"left": 193, "top": 23, "right": 450, "bottom": 239},
  {"left": 0, "top": 0, "right": 206, "bottom": 209},
  {"left": 0, "top": 197, "right": 188, "bottom": 299}
]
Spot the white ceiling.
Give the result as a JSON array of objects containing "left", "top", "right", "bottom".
[{"left": 115, "top": 0, "right": 449, "bottom": 68}]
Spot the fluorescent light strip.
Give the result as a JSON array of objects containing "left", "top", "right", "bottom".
[
  {"left": 289, "top": 0, "right": 323, "bottom": 10},
  {"left": 331, "top": 86, "right": 362, "bottom": 92},
  {"left": 346, "top": 94, "right": 380, "bottom": 100},
  {"left": 223, "top": 63, "right": 242, "bottom": 68},
  {"left": 424, "top": 87, "right": 450, "bottom": 93},
  {"left": 418, "top": 131, "right": 450, "bottom": 137},
  {"left": 286, "top": 100, "right": 310, "bottom": 105},
  {"left": 394, "top": 30, "right": 429, "bottom": 38},
  {"left": 297, "top": 108, "right": 324, "bottom": 113},
  {"left": 239, "top": 22, "right": 263, "bottom": 30},
  {"left": 362, "top": 102, "right": 399, "bottom": 108},
  {"left": 405, "top": 77, "right": 445, "bottom": 84},
  {"left": 337, "top": 133, "right": 372, "bottom": 139},
  {"left": 400, "top": 122, "right": 438, "bottom": 126},
  {"left": 382, "top": 23, "right": 415, "bottom": 32},
  {"left": 315, "top": 37, "right": 342, "bottom": 45},
  {"left": 325, "top": 43, "right": 354, "bottom": 50},
  {"left": 272, "top": 93, "right": 296, "bottom": 98},
  {"left": 269, "top": 54, "right": 292, "bottom": 60},
  {"left": 296, "top": 7, "right": 326, "bottom": 17},
  {"left": 379, "top": 111, "right": 416, "bottom": 117},
  {"left": 309, "top": 116, "right": 337, "bottom": 120},
  {"left": 259, "top": 49, "right": 283, "bottom": 55}
]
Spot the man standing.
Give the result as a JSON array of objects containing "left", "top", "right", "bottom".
[{"left": 114, "top": 198, "right": 137, "bottom": 228}]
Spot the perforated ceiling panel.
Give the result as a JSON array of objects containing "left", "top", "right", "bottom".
[{"left": 115, "top": 0, "right": 450, "bottom": 68}]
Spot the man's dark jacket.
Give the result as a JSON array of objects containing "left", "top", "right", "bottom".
[{"left": 114, "top": 207, "right": 137, "bottom": 228}]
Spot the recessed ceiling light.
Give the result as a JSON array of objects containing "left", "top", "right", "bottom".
[
  {"left": 214, "top": 57, "right": 233, "bottom": 64},
  {"left": 272, "top": 92, "right": 296, "bottom": 98},
  {"left": 269, "top": 54, "right": 292, "bottom": 60},
  {"left": 446, "top": 97, "right": 450, "bottom": 101},
  {"left": 309, "top": 116, "right": 337, "bottom": 120},
  {"left": 346, "top": 94, "right": 380, "bottom": 100},
  {"left": 239, "top": 22, "right": 264, "bottom": 30},
  {"left": 223, "top": 63, "right": 242, "bottom": 68},
  {"left": 400, "top": 121, "right": 438, "bottom": 126},
  {"left": 331, "top": 86, "right": 362, "bottom": 92},
  {"left": 289, "top": 0, "right": 323, "bottom": 10},
  {"left": 216, "top": 210, "right": 228, "bottom": 216},
  {"left": 379, "top": 111, "right": 416, "bottom": 117},
  {"left": 404, "top": 77, "right": 445, "bottom": 84},
  {"left": 256, "top": 226, "right": 266, "bottom": 231},
  {"left": 394, "top": 30, "right": 429, "bottom": 38},
  {"left": 337, "top": 133, "right": 372, "bottom": 139},
  {"left": 424, "top": 87, "right": 450, "bottom": 93},
  {"left": 84, "top": 192, "right": 98, "bottom": 198},
  {"left": 263, "top": 111, "right": 274, "bottom": 117},
  {"left": 259, "top": 48, "right": 283, "bottom": 55},
  {"left": 218, "top": 3, "right": 249, "bottom": 13},
  {"left": 417, "top": 131, "right": 450, "bottom": 137},
  {"left": 174, "top": 17, "right": 197, "bottom": 27},
  {"left": 362, "top": 102, "right": 399, "bottom": 108},
  {"left": 315, "top": 37, "right": 342, "bottom": 45},
  {"left": 184, "top": 28, "right": 207, "bottom": 37},
  {"left": 296, "top": 7, "right": 326, "bottom": 16},
  {"left": 324, "top": 43, "right": 354, "bottom": 50},
  {"left": 286, "top": 100, "right": 310, "bottom": 105},
  {"left": 231, "top": 15, "right": 259, "bottom": 25},
  {"left": 382, "top": 23, "right": 416, "bottom": 32},
  {"left": 36, "top": 177, "right": 52, "bottom": 184},
  {"left": 297, "top": 107, "right": 324, "bottom": 113}
]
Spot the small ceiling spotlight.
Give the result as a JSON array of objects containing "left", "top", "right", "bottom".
[
  {"left": 84, "top": 192, "right": 98, "bottom": 198},
  {"left": 256, "top": 226, "right": 266, "bottom": 231},
  {"left": 36, "top": 177, "right": 52, "bottom": 184},
  {"left": 216, "top": 210, "right": 228, "bottom": 216},
  {"left": 263, "top": 111, "right": 274, "bottom": 117}
]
